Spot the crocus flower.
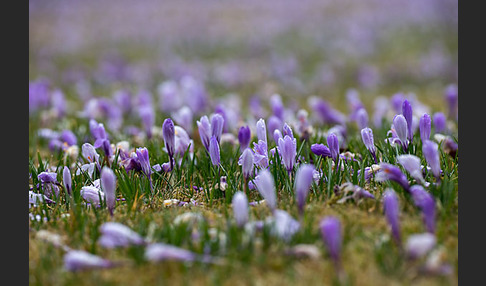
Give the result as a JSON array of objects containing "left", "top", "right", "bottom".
[
  {"left": 320, "top": 216, "right": 342, "bottom": 267},
  {"left": 422, "top": 140, "right": 441, "bottom": 181},
  {"left": 37, "top": 172, "right": 60, "bottom": 198},
  {"left": 311, "top": 143, "right": 331, "bottom": 158},
  {"left": 383, "top": 189, "right": 401, "bottom": 245},
  {"left": 210, "top": 113, "right": 224, "bottom": 143},
  {"left": 311, "top": 98, "right": 346, "bottom": 125},
  {"left": 356, "top": 108, "right": 369, "bottom": 130},
  {"left": 445, "top": 84, "right": 458, "bottom": 120},
  {"left": 361, "top": 127, "right": 377, "bottom": 163},
  {"left": 402, "top": 99, "right": 413, "bottom": 142},
  {"left": 375, "top": 163, "right": 410, "bottom": 192},
  {"left": 80, "top": 185, "right": 105, "bottom": 205},
  {"left": 252, "top": 140, "right": 269, "bottom": 169},
  {"left": 172, "top": 106, "right": 193, "bottom": 134},
  {"left": 410, "top": 185, "right": 436, "bottom": 233},
  {"left": 393, "top": 114, "right": 409, "bottom": 151},
  {"left": 327, "top": 133, "right": 340, "bottom": 163},
  {"left": 267, "top": 209, "right": 300, "bottom": 242},
  {"left": 82, "top": 143, "right": 100, "bottom": 165},
  {"left": 278, "top": 135, "right": 297, "bottom": 174},
  {"left": 238, "top": 148, "right": 254, "bottom": 179},
  {"left": 433, "top": 112, "right": 446, "bottom": 133},
  {"left": 196, "top": 115, "right": 211, "bottom": 151},
  {"left": 397, "top": 155, "right": 425, "bottom": 184},
  {"left": 232, "top": 191, "right": 249, "bottom": 228},
  {"left": 38, "top": 172, "right": 58, "bottom": 184},
  {"left": 145, "top": 243, "right": 208, "bottom": 263},
  {"left": 391, "top": 92, "right": 405, "bottom": 113},
  {"left": 63, "top": 166, "right": 72, "bottom": 195},
  {"left": 139, "top": 105, "right": 155, "bottom": 139},
  {"left": 256, "top": 118, "right": 267, "bottom": 143},
  {"left": 270, "top": 93, "right": 285, "bottom": 120},
  {"left": 238, "top": 125, "right": 251, "bottom": 151},
  {"left": 209, "top": 135, "right": 220, "bottom": 166},
  {"left": 267, "top": 115, "right": 282, "bottom": 139},
  {"left": 282, "top": 123, "right": 294, "bottom": 139},
  {"left": 101, "top": 167, "right": 116, "bottom": 216},
  {"left": 254, "top": 169, "right": 277, "bottom": 212},
  {"left": 135, "top": 147, "right": 152, "bottom": 180},
  {"left": 294, "top": 164, "right": 315, "bottom": 217},
  {"left": 29, "top": 191, "right": 55, "bottom": 207},
  {"left": 405, "top": 233, "right": 436, "bottom": 260},
  {"left": 419, "top": 113, "right": 432, "bottom": 143},
  {"left": 162, "top": 118, "right": 175, "bottom": 170},
  {"left": 273, "top": 129, "right": 283, "bottom": 144},
  {"left": 98, "top": 222, "right": 146, "bottom": 248},
  {"left": 174, "top": 126, "right": 192, "bottom": 158},
  {"left": 64, "top": 250, "right": 113, "bottom": 272}
]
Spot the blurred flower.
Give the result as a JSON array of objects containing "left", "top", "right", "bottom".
[
  {"left": 397, "top": 155, "right": 426, "bottom": 185},
  {"left": 63, "top": 166, "right": 72, "bottom": 195},
  {"left": 402, "top": 99, "right": 413, "bottom": 142},
  {"left": 320, "top": 216, "right": 342, "bottom": 267},
  {"left": 209, "top": 135, "right": 220, "bottom": 166},
  {"left": 410, "top": 185, "right": 436, "bottom": 233},
  {"left": 294, "top": 164, "right": 315, "bottom": 216},
  {"left": 277, "top": 135, "right": 297, "bottom": 174},
  {"left": 361, "top": 127, "right": 377, "bottom": 163},
  {"left": 238, "top": 148, "right": 254, "bottom": 179},
  {"left": 405, "top": 233, "right": 436, "bottom": 260},
  {"left": 433, "top": 112, "right": 447, "bottom": 133},
  {"left": 356, "top": 108, "right": 369, "bottom": 130},
  {"left": 232, "top": 191, "right": 249, "bottom": 228},
  {"left": 267, "top": 209, "right": 300, "bottom": 242},
  {"left": 238, "top": 125, "right": 251, "bottom": 151},
  {"left": 98, "top": 222, "right": 145, "bottom": 248},
  {"left": 419, "top": 113, "right": 432, "bottom": 143},
  {"left": 375, "top": 163, "right": 410, "bottom": 192},
  {"left": 64, "top": 250, "right": 113, "bottom": 272},
  {"left": 254, "top": 169, "right": 277, "bottom": 212},
  {"left": 383, "top": 188, "right": 401, "bottom": 245},
  {"left": 445, "top": 84, "right": 458, "bottom": 120},
  {"left": 422, "top": 140, "right": 441, "bottom": 181},
  {"left": 101, "top": 167, "right": 116, "bottom": 216}
]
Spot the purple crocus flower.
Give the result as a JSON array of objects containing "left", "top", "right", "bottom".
[
  {"left": 256, "top": 118, "right": 267, "bottom": 143},
  {"left": 162, "top": 118, "right": 176, "bottom": 170},
  {"left": 209, "top": 135, "right": 220, "bottom": 166},
  {"left": 273, "top": 129, "right": 283, "bottom": 144},
  {"left": 405, "top": 233, "right": 436, "bottom": 260},
  {"left": 63, "top": 166, "right": 72, "bottom": 195},
  {"left": 383, "top": 188, "right": 401, "bottom": 245},
  {"left": 38, "top": 172, "right": 60, "bottom": 198},
  {"left": 433, "top": 112, "right": 446, "bottom": 133},
  {"left": 409, "top": 185, "right": 436, "bottom": 233},
  {"left": 356, "top": 108, "right": 369, "bottom": 130},
  {"left": 268, "top": 209, "right": 300, "bottom": 242},
  {"left": 254, "top": 169, "right": 277, "bottom": 211},
  {"left": 278, "top": 135, "right": 297, "bottom": 174},
  {"left": 210, "top": 113, "right": 224, "bottom": 143},
  {"left": 64, "top": 250, "right": 113, "bottom": 272},
  {"left": 238, "top": 125, "right": 251, "bottom": 151},
  {"left": 270, "top": 94, "right": 285, "bottom": 120},
  {"left": 139, "top": 105, "right": 155, "bottom": 139},
  {"left": 320, "top": 216, "right": 342, "bottom": 267},
  {"left": 311, "top": 98, "right": 346, "bottom": 125},
  {"left": 267, "top": 116, "right": 283, "bottom": 141},
  {"left": 422, "top": 140, "right": 441, "bottom": 181},
  {"left": 172, "top": 106, "right": 193, "bottom": 135},
  {"left": 197, "top": 115, "right": 211, "bottom": 151},
  {"left": 238, "top": 148, "right": 254, "bottom": 179},
  {"left": 393, "top": 114, "right": 409, "bottom": 151},
  {"left": 294, "top": 164, "right": 315, "bottom": 217},
  {"left": 282, "top": 123, "right": 294, "bottom": 140},
  {"left": 145, "top": 243, "right": 203, "bottom": 263},
  {"left": 60, "top": 130, "right": 77, "bottom": 146},
  {"left": 82, "top": 143, "right": 100, "bottom": 165},
  {"left": 101, "top": 167, "right": 116, "bottom": 216},
  {"left": 252, "top": 140, "right": 269, "bottom": 169},
  {"left": 311, "top": 143, "right": 331, "bottom": 158},
  {"left": 402, "top": 100, "right": 413, "bottom": 142},
  {"left": 327, "top": 133, "right": 340, "bottom": 163},
  {"left": 98, "top": 222, "right": 146, "bottom": 248},
  {"left": 375, "top": 163, "right": 410, "bottom": 192},
  {"left": 232, "top": 191, "right": 249, "bottom": 228},
  {"left": 361, "top": 127, "right": 377, "bottom": 163},
  {"left": 135, "top": 147, "right": 152, "bottom": 179},
  {"left": 445, "top": 84, "right": 458, "bottom": 120},
  {"left": 419, "top": 113, "right": 432, "bottom": 143},
  {"left": 38, "top": 172, "right": 58, "bottom": 184},
  {"left": 397, "top": 155, "right": 425, "bottom": 184},
  {"left": 391, "top": 92, "right": 405, "bottom": 113}
]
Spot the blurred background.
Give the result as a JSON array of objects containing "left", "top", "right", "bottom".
[{"left": 29, "top": 0, "right": 458, "bottom": 110}]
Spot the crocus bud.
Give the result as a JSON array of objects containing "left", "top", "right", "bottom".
[
  {"left": 419, "top": 113, "right": 432, "bottom": 143},
  {"left": 356, "top": 108, "right": 369, "bottom": 130},
  {"left": 64, "top": 250, "right": 112, "bottom": 272},
  {"left": 209, "top": 135, "right": 220, "bottom": 166},
  {"left": 135, "top": 147, "right": 151, "bottom": 179},
  {"left": 278, "top": 135, "right": 297, "bottom": 173},
  {"left": 375, "top": 163, "right": 410, "bottom": 192},
  {"left": 361, "top": 127, "right": 376, "bottom": 163},
  {"left": 239, "top": 148, "right": 254, "bottom": 179},
  {"left": 327, "top": 133, "right": 340, "bottom": 162},
  {"left": 402, "top": 100, "right": 413, "bottom": 142},
  {"left": 410, "top": 185, "right": 436, "bottom": 233},
  {"left": 63, "top": 166, "right": 72, "bottom": 195},
  {"left": 273, "top": 129, "right": 283, "bottom": 144},
  {"left": 311, "top": 143, "right": 331, "bottom": 158},
  {"left": 98, "top": 222, "right": 145, "bottom": 248},
  {"left": 256, "top": 118, "right": 267, "bottom": 143},
  {"left": 238, "top": 125, "right": 251, "bottom": 151},
  {"left": 393, "top": 114, "right": 409, "bottom": 151},
  {"left": 397, "top": 155, "right": 425, "bottom": 184},
  {"left": 422, "top": 140, "right": 441, "bottom": 180},
  {"left": 101, "top": 167, "right": 116, "bottom": 216},
  {"left": 405, "top": 233, "right": 436, "bottom": 260},
  {"left": 232, "top": 191, "right": 249, "bottom": 228},
  {"left": 282, "top": 123, "right": 294, "bottom": 140},
  {"left": 255, "top": 169, "right": 277, "bottom": 211},
  {"left": 82, "top": 143, "right": 100, "bottom": 164},
  {"left": 267, "top": 115, "right": 282, "bottom": 140},
  {"left": 210, "top": 113, "right": 224, "bottom": 143},
  {"left": 294, "top": 164, "right": 315, "bottom": 216},
  {"left": 197, "top": 115, "right": 211, "bottom": 151},
  {"left": 433, "top": 112, "right": 446, "bottom": 133},
  {"left": 162, "top": 118, "right": 175, "bottom": 159},
  {"left": 383, "top": 189, "right": 401, "bottom": 245},
  {"left": 320, "top": 216, "right": 342, "bottom": 266}
]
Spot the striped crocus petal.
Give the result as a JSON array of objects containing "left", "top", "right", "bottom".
[
  {"left": 282, "top": 123, "right": 294, "bottom": 140},
  {"left": 98, "top": 222, "right": 145, "bottom": 248},
  {"left": 397, "top": 155, "right": 425, "bottom": 184},
  {"left": 63, "top": 166, "right": 72, "bottom": 195},
  {"left": 238, "top": 148, "right": 254, "bottom": 179},
  {"left": 294, "top": 164, "right": 315, "bottom": 216},
  {"left": 210, "top": 113, "right": 224, "bottom": 143},
  {"left": 254, "top": 169, "right": 277, "bottom": 211},
  {"left": 135, "top": 147, "right": 151, "bottom": 178},
  {"left": 232, "top": 191, "right": 249, "bottom": 228},
  {"left": 38, "top": 172, "right": 58, "bottom": 184},
  {"left": 419, "top": 113, "right": 432, "bottom": 143},
  {"left": 256, "top": 118, "right": 267, "bottom": 143},
  {"left": 209, "top": 136, "right": 221, "bottom": 166},
  {"left": 327, "top": 133, "right": 340, "bottom": 162},
  {"left": 393, "top": 114, "right": 409, "bottom": 151},
  {"left": 320, "top": 216, "right": 342, "bottom": 264},
  {"left": 64, "top": 250, "right": 112, "bottom": 272},
  {"left": 197, "top": 115, "right": 212, "bottom": 151},
  {"left": 422, "top": 140, "right": 441, "bottom": 180},
  {"left": 162, "top": 118, "right": 175, "bottom": 158},
  {"left": 383, "top": 188, "right": 401, "bottom": 245},
  {"left": 402, "top": 99, "right": 413, "bottom": 142},
  {"left": 375, "top": 163, "right": 410, "bottom": 192},
  {"left": 310, "top": 143, "right": 331, "bottom": 158},
  {"left": 277, "top": 135, "right": 297, "bottom": 173},
  {"left": 273, "top": 129, "right": 283, "bottom": 144}
]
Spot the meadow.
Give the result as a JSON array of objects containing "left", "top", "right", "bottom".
[{"left": 29, "top": 1, "right": 458, "bottom": 285}]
